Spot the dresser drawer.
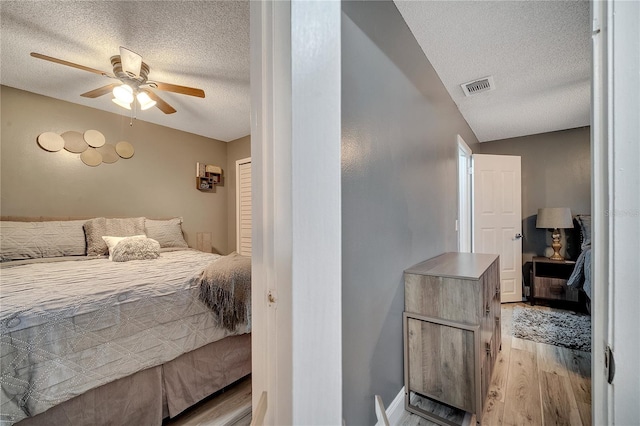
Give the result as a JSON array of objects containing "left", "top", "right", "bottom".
[
  {"left": 534, "top": 277, "right": 579, "bottom": 302},
  {"left": 404, "top": 314, "right": 477, "bottom": 413}
]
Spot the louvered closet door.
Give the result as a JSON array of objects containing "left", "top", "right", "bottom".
[{"left": 237, "top": 159, "right": 252, "bottom": 256}]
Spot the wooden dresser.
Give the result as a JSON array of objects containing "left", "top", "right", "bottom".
[{"left": 403, "top": 252, "right": 500, "bottom": 425}]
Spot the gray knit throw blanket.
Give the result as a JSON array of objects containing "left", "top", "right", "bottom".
[{"left": 195, "top": 252, "right": 251, "bottom": 331}]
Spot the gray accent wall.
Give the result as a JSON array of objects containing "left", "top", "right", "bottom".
[
  {"left": 226, "top": 135, "right": 251, "bottom": 254},
  {"left": 477, "top": 127, "right": 591, "bottom": 261},
  {"left": 341, "top": 2, "right": 478, "bottom": 424},
  {"left": 1, "top": 85, "right": 230, "bottom": 253}
]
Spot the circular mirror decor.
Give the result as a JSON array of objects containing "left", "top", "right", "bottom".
[
  {"left": 115, "top": 141, "right": 135, "bottom": 159},
  {"left": 84, "top": 130, "right": 106, "bottom": 148},
  {"left": 37, "top": 132, "right": 65, "bottom": 152},
  {"left": 62, "top": 131, "right": 88, "bottom": 153},
  {"left": 97, "top": 144, "right": 119, "bottom": 164},
  {"left": 80, "top": 148, "right": 103, "bottom": 167}
]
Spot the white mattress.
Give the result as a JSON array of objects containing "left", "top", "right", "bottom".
[{"left": 0, "top": 250, "right": 249, "bottom": 425}]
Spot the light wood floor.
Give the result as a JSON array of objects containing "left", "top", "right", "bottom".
[
  {"left": 163, "top": 304, "right": 591, "bottom": 426},
  {"left": 163, "top": 375, "right": 251, "bottom": 426},
  {"left": 399, "top": 302, "right": 592, "bottom": 426}
]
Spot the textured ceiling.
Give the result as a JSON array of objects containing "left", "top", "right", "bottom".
[
  {"left": 1, "top": 1, "right": 591, "bottom": 143},
  {"left": 394, "top": 0, "right": 591, "bottom": 142},
  {"left": 0, "top": 1, "right": 249, "bottom": 142}
]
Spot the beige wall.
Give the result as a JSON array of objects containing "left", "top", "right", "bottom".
[
  {"left": 1, "top": 85, "right": 229, "bottom": 253},
  {"left": 226, "top": 135, "right": 251, "bottom": 253},
  {"left": 477, "top": 126, "right": 591, "bottom": 260}
]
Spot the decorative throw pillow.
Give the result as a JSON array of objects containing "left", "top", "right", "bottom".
[
  {"left": 102, "top": 235, "right": 146, "bottom": 260},
  {"left": 577, "top": 215, "right": 591, "bottom": 250},
  {"left": 111, "top": 237, "right": 161, "bottom": 262},
  {"left": 84, "top": 217, "right": 145, "bottom": 256},
  {"left": 144, "top": 218, "right": 189, "bottom": 248},
  {"left": 1, "top": 220, "right": 86, "bottom": 261}
]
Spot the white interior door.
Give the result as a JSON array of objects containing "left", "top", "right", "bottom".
[{"left": 473, "top": 154, "right": 522, "bottom": 303}]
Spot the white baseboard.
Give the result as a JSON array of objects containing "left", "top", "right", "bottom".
[
  {"left": 386, "top": 387, "right": 405, "bottom": 425},
  {"left": 375, "top": 387, "right": 405, "bottom": 426}
]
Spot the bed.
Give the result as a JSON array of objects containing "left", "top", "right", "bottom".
[
  {"left": 567, "top": 214, "right": 592, "bottom": 310},
  {"left": 0, "top": 217, "right": 251, "bottom": 425}
]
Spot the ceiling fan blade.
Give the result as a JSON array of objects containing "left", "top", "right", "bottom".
[
  {"left": 146, "top": 91, "right": 176, "bottom": 114},
  {"left": 148, "top": 81, "right": 205, "bottom": 98},
  {"left": 80, "top": 83, "right": 120, "bottom": 98},
  {"left": 119, "top": 46, "right": 142, "bottom": 78},
  {"left": 31, "top": 52, "right": 109, "bottom": 75}
]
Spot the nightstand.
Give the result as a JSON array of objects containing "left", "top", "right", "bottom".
[{"left": 531, "top": 256, "right": 579, "bottom": 305}]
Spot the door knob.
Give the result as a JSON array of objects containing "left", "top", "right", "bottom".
[{"left": 515, "top": 233, "right": 523, "bottom": 239}]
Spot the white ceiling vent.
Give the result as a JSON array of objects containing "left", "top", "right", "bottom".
[{"left": 461, "top": 76, "right": 495, "bottom": 97}]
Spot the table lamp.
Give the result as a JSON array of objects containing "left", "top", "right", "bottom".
[{"left": 536, "top": 207, "right": 573, "bottom": 261}]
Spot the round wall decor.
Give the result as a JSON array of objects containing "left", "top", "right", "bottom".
[
  {"left": 37, "top": 128, "right": 133, "bottom": 167},
  {"left": 37, "top": 132, "right": 65, "bottom": 152},
  {"left": 84, "top": 130, "right": 106, "bottom": 148},
  {"left": 115, "top": 141, "right": 135, "bottom": 159},
  {"left": 62, "top": 131, "right": 88, "bottom": 153},
  {"left": 80, "top": 148, "right": 103, "bottom": 167},
  {"left": 97, "top": 144, "right": 119, "bottom": 164}
]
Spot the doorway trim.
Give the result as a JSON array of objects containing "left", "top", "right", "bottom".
[
  {"left": 591, "top": 0, "right": 640, "bottom": 423},
  {"left": 591, "top": 1, "right": 609, "bottom": 422},
  {"left": 250, "top": 1, "right": 342, "bottom": 424},
  {"left": 457, "top": 135, "right": 472, "bottom": 252}
]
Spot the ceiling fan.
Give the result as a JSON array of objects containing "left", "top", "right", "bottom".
[{"left": 30, "top": 47, "right": 205, "bottom": 115}]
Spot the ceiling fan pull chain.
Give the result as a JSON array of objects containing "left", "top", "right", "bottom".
[{"left": 133, "top": 97, "right": 138, "bottom": 124}]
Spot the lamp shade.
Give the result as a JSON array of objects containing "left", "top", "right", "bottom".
[
  {"left": 113, "top": 84, "right": 134, "bottom": 104},
  {"left": 136, "top": 91, "right": 156, "bottom": 110},
  {"left": 536, "top": 207, "right": 573, "bottom": 229},
  {"left": 112, "top": 98, "right": 131, "bottom": 110}
]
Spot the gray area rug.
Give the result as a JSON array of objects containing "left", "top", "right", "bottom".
[{"left": 512, "top": 306, "right": 591, "bottom": 351}]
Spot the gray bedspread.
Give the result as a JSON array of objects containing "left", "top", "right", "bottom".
[
  {"left": 567, "top": 246, "right": 592, "bottom": 300},
  {"left": 0, "top": 250, "right": 250, "bottom": 425}
]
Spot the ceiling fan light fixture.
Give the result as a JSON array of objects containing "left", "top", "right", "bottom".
[
  {"left": 112, "top": 84, "right": 134, "bottom": 104},
  {"left": 137, "top": 91, "right": 157, "bottom": 110},
  {"left": 112, "top": 98, "right": 132, "bottom": 110},
  {"left": 31, "top": 48, "right": 202, "bottom": 116}
]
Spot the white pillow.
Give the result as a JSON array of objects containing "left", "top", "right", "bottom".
[
  {"left": 102, "top": 235, "right": 146, "bottom": 260},
  {"left": 111, "top": 237, "right": 161, "bottom": 262}
]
